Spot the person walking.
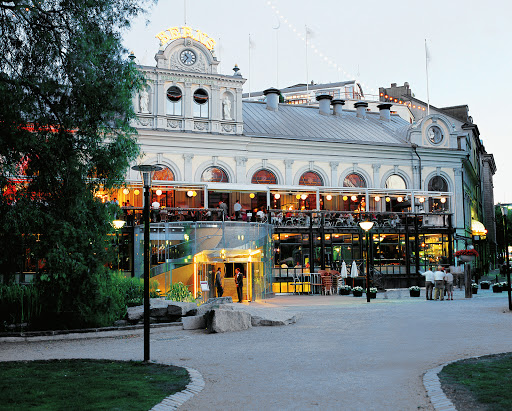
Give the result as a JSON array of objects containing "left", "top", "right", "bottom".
[
  {"left": 215, "top": 267, "right": 223, "bottom": 297},
  {"left": 433, "top": 265, "right": 446, "bottom": 301},
  {"left": 444, "top": 269, "right": 454, "bottom": 300},
  {"left": 233, "top": 200, "right": 242, "bottom": 220},
  {"left": 421, "top": 266, "right": 435, "bottom": 300},
  {"left": 234, "top": 267, "right": 243, "bottom": 303}
]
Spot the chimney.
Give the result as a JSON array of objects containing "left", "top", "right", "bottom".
[
  {"left": 263, "top": 88, "right": 280, "bottom": 111},
  {"left": 354, "top": 101, "right": 368, "bottom": 119},
  {"left": 331, "top": 99, "right": 345, "bottom": 117},
  {"left": 316, "top": 94, "right": 333, "bottom": 115},
  {"left": 377, "top": 103, "right": 392, "bottom": 121}
]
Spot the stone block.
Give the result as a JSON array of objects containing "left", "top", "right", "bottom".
[
  {"left": 126, "top": 306, "right": 144, "bottom": 321},
  {"left": 205, "top": 308, "right": 252, "bottom": 333},
  {"left": 167, "top": 301, "right": 198, "bottom": 316},
  {"left": 182, "top": 315, "right": 206, "bottom": 330}
]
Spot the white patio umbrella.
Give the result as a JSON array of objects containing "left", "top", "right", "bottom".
[
  {"left": 340, "top": 261, "right": 348, "bottom": 278},
  {"left": 350, "top": 260, "right": 359, "bottom": 278}
]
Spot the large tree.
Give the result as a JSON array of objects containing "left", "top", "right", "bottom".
[{"left": 0, "top": 0, "right": 154, "bottom": 327}]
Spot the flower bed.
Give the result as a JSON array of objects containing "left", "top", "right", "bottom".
[
  {"left": 480, "top": 281, "right": 490, "bottom": 290},
  {"left": 352, "top": 286, "right": 363, "bottom": 297},
  {"left": 409, "top": 286, "right": 421, "bottom": 297}
]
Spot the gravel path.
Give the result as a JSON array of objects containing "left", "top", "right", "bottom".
[{"left": 1, "top": 289, "right": 511, "bottom": 410}]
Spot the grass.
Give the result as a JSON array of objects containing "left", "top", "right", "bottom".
[
  {"left": 0, "top": 359, "right": 190, "bottom": 410},
  {"left": 439, "top": 353, "right": 512, "bottom": 410}
]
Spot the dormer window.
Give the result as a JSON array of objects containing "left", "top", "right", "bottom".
[
  {"left": 166, "top": 86, "right": 182, "bottom": 116},
  {"left": 193, "top": 88, "right": 209, "bottom": 118}
]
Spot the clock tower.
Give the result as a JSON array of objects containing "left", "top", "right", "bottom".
[{"left": 134, "top": 27, "right": 245, "bottom": 135}]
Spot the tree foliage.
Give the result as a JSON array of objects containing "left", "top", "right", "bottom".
[{"left": 0, "top": 0, "right": 154, "bottom": 327}]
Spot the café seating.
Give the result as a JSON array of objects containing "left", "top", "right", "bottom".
[{"left": 321, "top": 273, "right": 333, "bottom": 295}]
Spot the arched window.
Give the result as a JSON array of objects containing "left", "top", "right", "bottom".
[
  {"left": 299, "top": 171, "right": 323, "bottom": 186},
  {"left": 251, "top": 169, "right": 277, "bottom": 184},
  {"left": 428, "top": 176, "right": 449, "bottom": 211},
  {"left": 166, "top": 86, "right": 182, "bottom": 116},
  {"left": 201, "top": 167, "right": 229, "bottom": 183},
  {"left": 153, "top": 166, "right": 174, "bottom": 181},
  {"left": 385, "top": 174, "right": 406, "bottom": 190},
  {"left": 193, "top": 88, "right": 209, "bottom": 118},
  {"left": 343, "top": 173, "right": 366, "bottom": 188}
]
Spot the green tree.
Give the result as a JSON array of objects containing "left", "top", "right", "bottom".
[{"left": 0, "top": 0, "right": 154, "bottom": 327}]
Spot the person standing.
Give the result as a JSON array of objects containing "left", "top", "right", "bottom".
[
  {"left": 215, "top": 267, "right": 223, "bottom": 297},
  {"left": 234, "top": 267, "right": 243, "bottom": 303},
  {"left": 434, "top": 266, "right": 446, "bottom": 301},
  {"left": 219, "top": 200, "right": 228, "bottom": 220},
  {"left": 421, "top": 266, "right": 435, "bottom": 300},
  {"left": 444, "top": 269, "right": 454, "bottom": 300},
  {"left": 233, "top": 200, "right": 242, "bottom": 220}
]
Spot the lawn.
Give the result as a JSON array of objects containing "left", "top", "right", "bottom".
[
  {"left": 0, "top": 359, "right": 190, "bottom": 410},
  {"left": 439, "top": 353, "right": 512, "bottom": 411}
]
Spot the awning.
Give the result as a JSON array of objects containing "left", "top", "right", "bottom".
[{"left": 471, "top": 220, "right": 487, "bottom": 236}]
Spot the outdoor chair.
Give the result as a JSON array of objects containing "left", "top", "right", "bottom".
[{"left": 321, "top": 274, "right": 333, "bottom": 295}]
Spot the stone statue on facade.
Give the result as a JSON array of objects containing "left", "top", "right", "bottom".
[
  {"left": 139, "top": 88, "right": 149, "bottom": 113},
  {"left": 222, "top": 96, "right": 232, "bottom": 120}
]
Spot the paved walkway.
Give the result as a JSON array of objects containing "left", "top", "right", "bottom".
[{"left": 1, "top": 288, "right": 511, "bottom": 410}]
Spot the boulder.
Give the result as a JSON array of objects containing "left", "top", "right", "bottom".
[
  {"left": 205, "top": 308, "right": 252, "bottom": 333},
  {"left": 166, "top": 301, "right": 198, "bottom": 316},
  {"left": 149, "top": 299, "right": 170, "bottom": 317},
  {"left": 218, "top": 305, "right": 299, "bottom": 327},
  {"left": 196, "top": 297, "right": 233, "bottom": 317},
  {"left": 127, "top": 305, "right": 144, "bottom": 321},
  {"left": 182, "top": 315, "right": 207, "bottom": 330}
]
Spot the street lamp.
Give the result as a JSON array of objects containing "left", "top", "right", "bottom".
[
  {"left": 499, "top": 205, "right": 512, "bottom": 311},
  {"left": 131, "top": 164, "right": 162, "bottom": 362},
  {"left": 359, "top": 219, "right": 375, "bottom": 303}
]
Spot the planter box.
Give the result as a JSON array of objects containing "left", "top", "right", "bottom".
[
  {"left": 472, "top": 288, "right": 478, "bottom": 294},
  {"left": 480, "top": 283, "right": 490, "bottom": 289},
  {"left": 459, "top": 255, "right": 476, "bottom": 263},
  {"left": 493, "top": 286, "right": 502, "bottom": 293},
  {"left": 339, "top": 289, "right": 351, "bottom": 295},
  {"left": 502, "top": 284, "right": 511, "bottom": 291},
  {"left": 409, "top": 290, "right": 421, "bottom": 297},
  {"left": 353, "top": 290, "right": 363, "bottom": 297},
  {"left": 367, "top": 292, "right": 377, "bottom": 299}
]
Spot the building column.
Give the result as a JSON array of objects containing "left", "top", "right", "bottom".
[
  {"left": 235, "top": 156, "right": 248, "bottom": 184},
  {"left": 183, "top": 154, "right": 194, "bottom": 181},
  {"left": 329, "top": 161, "right": 339, "bottom": 187},
  {"left": 372, "top": 164, "right": 381, "bottom": 188},
  {"left": 284, "top": 159, "right": 294, "bottom": 185},
  {"left": 453, "top": 167, "right": 464, "bottom": 235}
]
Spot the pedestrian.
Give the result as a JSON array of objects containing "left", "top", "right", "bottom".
[
  {"left": 444, "top": 268, "right": 454, "bottom": 300},
  {"left": 234, "top": 267, "right": 243, "bottom": 303},
  {"left": 219, "top": 200, "right": 228, "bottom": 220},
  {"left": 421, "top": 266, "right": 435, "bottom": 300},
  {"left": 215, "top": 267, "right": 223, "bottom": 297},
  {"left": 233, "top": 199, "right": 242, "bottom": 220},
  {"left": 433, "top": 265, "right": 446, "bottom": 301}
]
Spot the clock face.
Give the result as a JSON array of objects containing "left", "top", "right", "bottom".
[
  {"left": 428, "top": 125, "right": 443, "bottom": 144},
  {"left": 180, "top": 49, "right": 196, "bottom": 66}
]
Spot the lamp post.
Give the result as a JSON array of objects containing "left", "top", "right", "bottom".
[
  {"left": 112, "top": 219, "right": 126, "bottom": 271},
  {"left": 499, "top": 205, "right": 512, "bottom": 311},
  {"left": 131, "top": 164, "right": 162, "bottom": 362},
  {"left": 359, "top": 219, "right": 375, "bottom": 303}
]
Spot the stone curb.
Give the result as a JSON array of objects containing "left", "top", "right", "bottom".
[
  {"left": 150, "top": 366, "right": 205, "bottom": 410},
  {"left": 423, "top": 353, "right": 500, "bottom": 411},
  {"left": 0, "top": 322, "right": 182, "bottom": 343}
]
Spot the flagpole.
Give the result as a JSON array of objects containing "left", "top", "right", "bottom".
[
  {"left": 305, "top": 25, "right": 309, "bottom": 91},
  {"left": 273, "top": 18, "right": 280, "bottom": 88},
  {"left": 184, "top": 0, "right": 187, "bottom": 25},
  {"left": 425, "top": 39, "right": 430, "bottom": 115},
  {"left": 248, "top": 34, "right": 251, "bottom": 98}
]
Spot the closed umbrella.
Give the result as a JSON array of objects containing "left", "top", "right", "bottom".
[
  {"left": 351, "top": 260, "right": 358, "bottom": 278},
  {"left": 341, "top": 261, "right": 348, "bottom": 278}
]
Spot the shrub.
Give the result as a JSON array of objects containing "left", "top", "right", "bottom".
[
  {"left": 0, "top": 283, "right": 41, "bottom": 328},
  {"left": 166, "top": 282, "right": 196, "bottom": 302}
]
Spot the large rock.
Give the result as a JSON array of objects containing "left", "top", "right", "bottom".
[
  {"left": 127, "top": 305, "right": 144, "bottom": 321},
  {"left": 149, "top": 299, "right": 171, "bottom": 317},
  {"left": 167, "top": 301, "right": 198, "bottom": 317},
  {"left": 205, "top": 308, "right": 252, "bottom": 333},
  {"left": 196, "top": 297, "right": 233, "bottom": 317},
  {"left": 219, "top": 305, "right": 298, "bottom": 327},
  {"left": 182, "top": 315, "right": 206, "bottom": 330}
]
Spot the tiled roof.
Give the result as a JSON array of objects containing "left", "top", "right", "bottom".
[{"left": 242, "top": 101, "right": 410, "bottom": 146}]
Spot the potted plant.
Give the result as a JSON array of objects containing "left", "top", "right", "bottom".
[
  {"left": 365, "top": 287, "right": 378, "bottom": 299},
  {"left": 492, "top": 283, "right": 502, "bottom": 293},
  {"left": 454, "top": 249, "right": 479, "bottom": 263},
  {"left": 409, "top": 285, "right": 421, "bottom": 297},
  {"left": 480, "top": 281, "right": 490, "bottom": 290},
  {"left": 339, "top": 285, "right": 352, "bottom": 295},
  {"left": 501, "top": 282, "right": 510, "bottom": 292},
  {"left": 352, "top": 286, "right": 363, "bottom": 297},
  {"left": 471, "top": 283, "right": 478, "bottom": 294}
]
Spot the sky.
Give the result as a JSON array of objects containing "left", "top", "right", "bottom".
[{"left": 123, "top": 0, "right": 512, "bottom": 204}]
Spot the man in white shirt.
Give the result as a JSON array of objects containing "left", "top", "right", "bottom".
[
  {"left": 421, "top": 266, "right": 435, "bottom": 300},
  {"left": 433, "top": 266, "right": 446, "bottom": 301},
  {"left": 444, "top": 269, "right": 454, "bottom": 300},
  {"left": 233, "top": 200, "right": 242, "bottom": 220}
]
